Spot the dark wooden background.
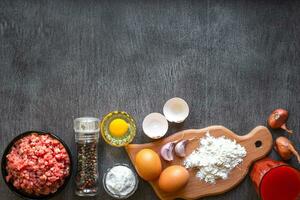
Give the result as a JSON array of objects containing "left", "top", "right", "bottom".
[{"left": 0, "top": 0, "right": 300, "bottom": 199}]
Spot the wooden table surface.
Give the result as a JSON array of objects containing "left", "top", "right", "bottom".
[{"left": 0, "top": 0, "right": 300, "bottom": 200}]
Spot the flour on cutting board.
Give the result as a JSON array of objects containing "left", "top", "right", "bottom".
[{"left": 184, "top": 132, "right": 247, "bottom": 184}]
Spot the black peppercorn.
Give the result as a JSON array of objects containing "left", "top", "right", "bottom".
[{"left": 74, "top": 117, "right": 100, "bottom": 196}]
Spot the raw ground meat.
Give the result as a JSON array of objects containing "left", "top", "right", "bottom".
[{"left": 6, "top": 133, "right": 70, "bottom": 196}]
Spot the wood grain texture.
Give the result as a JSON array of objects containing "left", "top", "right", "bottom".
[
  {"left": 0, "top": 0, "right": 300, "bottom": 200},
  {"left": 126, "top": 126, "right": 273, "bottom": 200}
]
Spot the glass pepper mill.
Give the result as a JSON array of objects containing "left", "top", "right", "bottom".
[{"left": 74, "top": 117, "right": 100, "bottom": 196}]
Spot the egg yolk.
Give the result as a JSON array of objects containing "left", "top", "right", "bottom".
[{"left": 109, "top": 119, "right": 129, "bottom": 137}]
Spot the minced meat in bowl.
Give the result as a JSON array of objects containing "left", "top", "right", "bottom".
[{"left": 1, "top": 131, "right": 72, "bottom": 199}]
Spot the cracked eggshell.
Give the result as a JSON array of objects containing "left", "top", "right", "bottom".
[
  {"left": 163, "top": 97, "right": 189, "bottom": 123},
  {"left": 142, "top": 113, "right": 168, "bottom": 139}
]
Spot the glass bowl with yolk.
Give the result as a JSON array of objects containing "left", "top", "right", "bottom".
[{"left": 101, "top": 111, "right": 136, "bottom": 147}]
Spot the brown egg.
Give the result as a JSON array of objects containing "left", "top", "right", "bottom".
[
  {"left": 158, "top": 165, "right": 189, "bottom": 192},
  {"left": 135, "top": 149, "right": 162, "bottom": 181}
]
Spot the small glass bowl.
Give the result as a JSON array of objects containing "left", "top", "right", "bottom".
[
  {"left": 102, "top": 164, "right": 139, "bottom": 199},
  {"left": 100, "top": 111, "right": 136, "bottom": 147}
]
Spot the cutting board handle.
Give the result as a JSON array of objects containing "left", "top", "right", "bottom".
[{"left": 239, "top": 126, "right": 273, "bottom": 161}]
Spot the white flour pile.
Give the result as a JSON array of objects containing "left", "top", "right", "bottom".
[{"left": 184, "top": 132, "right": 247, "bottom": 184}]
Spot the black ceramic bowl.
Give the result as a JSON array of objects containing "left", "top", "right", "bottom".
[{"left": 1, "top": 131, "right": 73, "bottom": 199}]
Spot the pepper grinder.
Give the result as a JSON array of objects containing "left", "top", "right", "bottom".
[{"left": 74, "top": 117, "right": 100, "bottom": 196}]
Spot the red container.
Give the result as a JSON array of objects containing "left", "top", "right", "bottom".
[{"left": 250, "top": 158, "right": 300, "bottom": 200}]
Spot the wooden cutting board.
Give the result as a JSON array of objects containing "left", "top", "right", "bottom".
[{"left": 125, "top": 125, "right": 273, "bottom": 200}]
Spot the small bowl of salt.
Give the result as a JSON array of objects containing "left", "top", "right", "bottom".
[{"left": 103, "top": 164, "right": 138, "bottom": 199}]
